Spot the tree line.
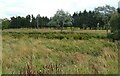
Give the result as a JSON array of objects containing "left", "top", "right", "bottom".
[{"left": 1, "top": 5, "right": 117, "bottom": 30}]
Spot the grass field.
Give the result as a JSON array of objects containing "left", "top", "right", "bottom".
[
  {"left": 3, "top": 28, "right": 109, "bottom": 34},
  {"left": 2, "top": 29, "right": 118, "bottom": 74}
]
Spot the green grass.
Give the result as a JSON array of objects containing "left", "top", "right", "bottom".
[
  {"left": 2, "top": 31, "right": 107, "bottom": 40},
  {"left": 2, "top": 30, "right": 118, "bottom": 74}
]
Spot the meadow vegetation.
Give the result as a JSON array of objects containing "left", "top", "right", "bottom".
[
  {"left": 2, "top": 29, "right": 118, "bottom": 74},
  {"left": 1, "top": 4, "right": 119, "bottom": 75}
]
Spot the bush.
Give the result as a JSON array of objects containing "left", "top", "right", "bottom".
[
  {"left": 109, "top": 14, "right": 120, "bottom": 40},
  {"left": 107, "top": 33, "right": 120, "bottom": 41}
]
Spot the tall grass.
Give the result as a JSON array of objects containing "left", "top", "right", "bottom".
[
  {"left": 3, "top": 32, "right": 107, "bottom": 40},
  {"left": 2, "top": 33, "right": 118, "bottom": 74}
]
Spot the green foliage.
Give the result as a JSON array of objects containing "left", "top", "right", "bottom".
[
  {"left": 109, "top": 14, "right": 120, "bottom": 40},
  {"left": 8, "top": 15, "right": 50, "bottom": 29},
  {"left": 72, "top": 10, "right": 99, "bottom": 29},
  {"left": 95, "top": 5, "right": 116, "bottom": 15},
  {"left": 95, "top": 5, "right": 116, "bottom": 30},
  {"left": 2, "top": 18, "right": 10, "bottom": 29},
  {"left": 1, "top": 5, "right": 116, "bottom": 30},
  {"left": 117, "top": 8, "right": 120, "bottom": 13},
  {"left": 48, "top": 9, "right": 73, "bottom": 31},
  {"left": 3, "top": 32, "right": 107, "bottom": 40},
  {"left": 110, "top": 14, "right": 120, "bottom": 32}
]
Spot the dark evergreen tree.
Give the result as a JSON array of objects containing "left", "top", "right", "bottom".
[
  {"left": 26, "top": 15, "right": 31, "bottom": 28},
  {"left": 31, "top": 15, "right": 36, "bottom": 28}
]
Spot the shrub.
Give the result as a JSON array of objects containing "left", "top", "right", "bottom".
[{"left": 109, "top": 14, "right": 120, "bottom": 40}]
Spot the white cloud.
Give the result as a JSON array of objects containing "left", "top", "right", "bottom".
[{"left": 0, "top": 0, "right": 119, "bottom": 19}]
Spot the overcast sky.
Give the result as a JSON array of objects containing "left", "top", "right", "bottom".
[{"left": 0, "top": 0, "right": 119, "bottom": 19}]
